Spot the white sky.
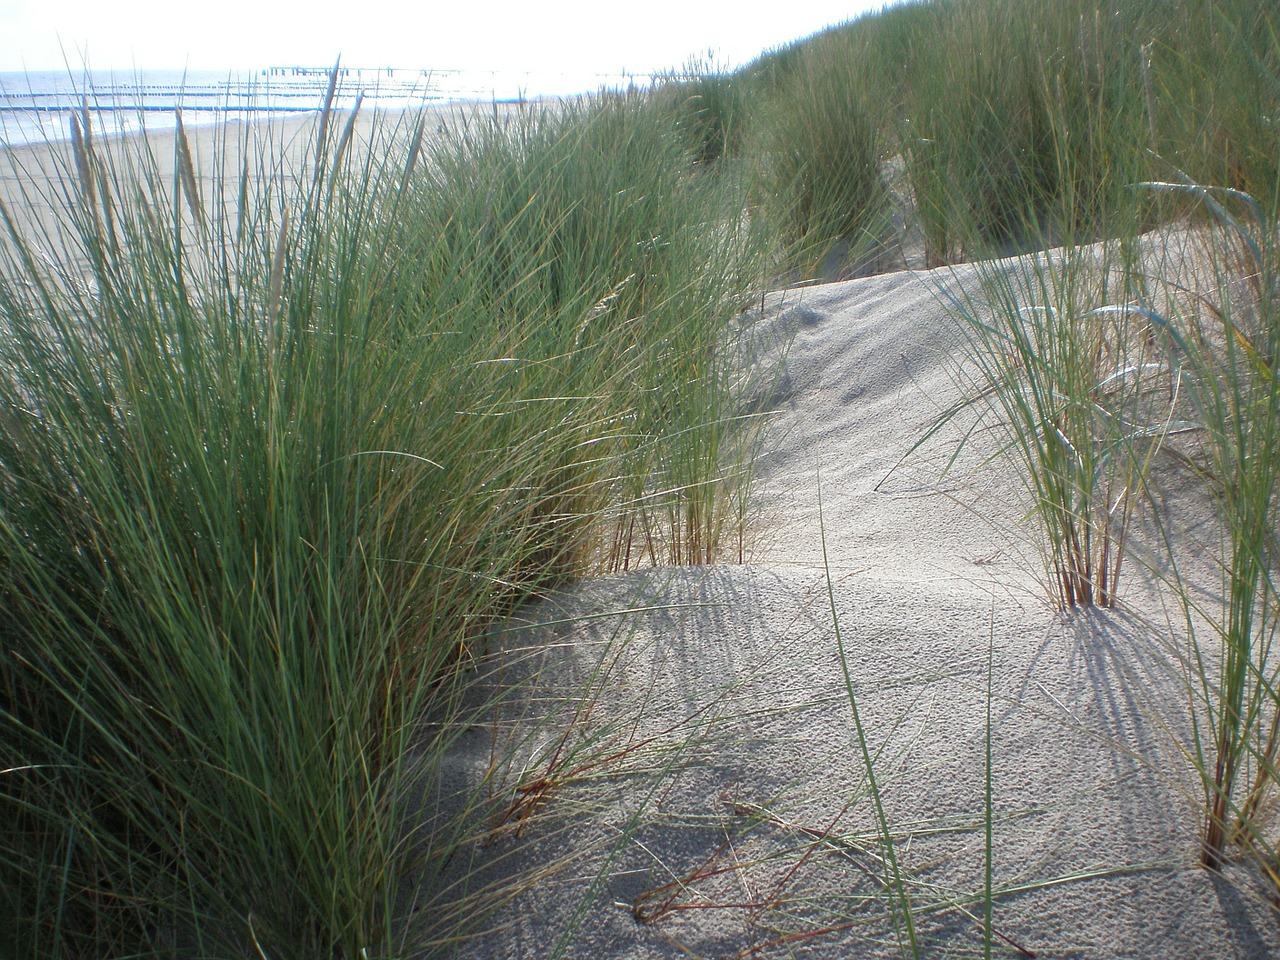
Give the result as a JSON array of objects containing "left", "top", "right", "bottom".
[{"left": 0, "top": 1, "right": 899, "bottom": 75}]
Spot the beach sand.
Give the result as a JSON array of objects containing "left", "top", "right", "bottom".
[
  {"left": 421, "top": 246, "right": 1280, "bottom": 958},
  {"left": 0, "top": 98, "right": 532, "bottom": 251}
]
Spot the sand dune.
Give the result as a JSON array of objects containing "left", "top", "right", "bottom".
[
  {"left": 5, "top": 110, "right": 1276, "bottom": 958},
  {"left": 424, "top": 251, "right": 1280, "bottom": 959}
]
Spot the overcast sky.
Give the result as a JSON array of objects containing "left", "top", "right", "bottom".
[{"left": 0, "top": 1, "right": 900, "bottom": 75}]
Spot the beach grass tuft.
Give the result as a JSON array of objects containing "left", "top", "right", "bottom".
[
  {"left": 1124, "top": 177, "right": 1280, "bottom": 874},
  {"left": 0, "top": 84, "right": 764, "bottom": 959},
  {"left": 944, "top": 242, "right": 1167, "bottom": 610}
]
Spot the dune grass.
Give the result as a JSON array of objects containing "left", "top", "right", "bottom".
[
  {"left": 895, "top": 0, "right": 1280, "bottom": 903},
  {"left": 649, "top": 58, "right": 746, "bottom": 169},
  {"left": 0, "top": 77, "right": 765, "bottom": 959},
  {"left": 941, "top": 241, "right": 1166, "bottom": 610},
  {"left": 745, "top": 0, "right": 1279, "bottom": 920},
  {"left": 819, "top": 483, "right": 919, "bottom": 956},
  {"left": 738, "top": 0, "right": 1275, "bottom": 271},
  {"left": 884, "top": 0, "right": 1280, "bottom": 897},
  {"left": 1120, "top": 179, "right": 1280, "bottom": 873},
  {"left": 745, "top": 42, "right": 893, "bottom": 280}
]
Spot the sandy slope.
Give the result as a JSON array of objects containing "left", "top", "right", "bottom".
[{"left": 420, "top": 255, "right": 1280, "bottom": 959}]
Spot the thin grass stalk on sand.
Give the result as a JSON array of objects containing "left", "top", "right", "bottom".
[
  {"left": 818, "top": 479, "right": 920, "bottom": 957},
  {"left": 984, "top": 612, "right": 995, "bottom": 960}
]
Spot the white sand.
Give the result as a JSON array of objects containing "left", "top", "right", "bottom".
[{"left": 421, "top": 251, "right": 1280, "bottom": 958}]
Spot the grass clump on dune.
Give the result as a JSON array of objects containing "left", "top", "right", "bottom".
[
  {"left": 923, "top": 7, "right": 1280, "bottom": 903},
  {"left": 944, "top": 243, "right": 1165, "bottom": 610},
  {"left": 899, "top": 0, "right": 1280, "bottom": 890},
  {"left": 895, "top": 0, "right": 1154, "bottom": 261},
  {"left": 773, "top": 0, "right": 1280, "bottom": 905},
  {"left": 0, "top": 79, "right": 764, "bottom": 959},
  {"left": 1124, "top": 179, "right": 1280, "bottom": 875},
  {"left": 739, "top": 0, "right": 1275, "bottom": 270},
  {"left": 402, "top": 91, "right": 766, "bottom": 569},
  {"left": 745, "top": 40, "right": 893, "bottom": 280},
  {"left": 650, "top": 58, "right": 746, "bottom": 168}
]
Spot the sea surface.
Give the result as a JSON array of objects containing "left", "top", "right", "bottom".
[{"left": 0, "top": 66, "right": 645, "bottom": 147}]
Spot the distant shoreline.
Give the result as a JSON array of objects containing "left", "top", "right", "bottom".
[
  {"left": 0, "top": 97, "right": 555, "bottom": 250},
  {"left": 0, "top": 66, "right": 644, "bottom": 148}
]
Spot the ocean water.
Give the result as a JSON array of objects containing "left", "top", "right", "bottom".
[{"left": 0, "top": 66, "right": 646, "bottom": 147}]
